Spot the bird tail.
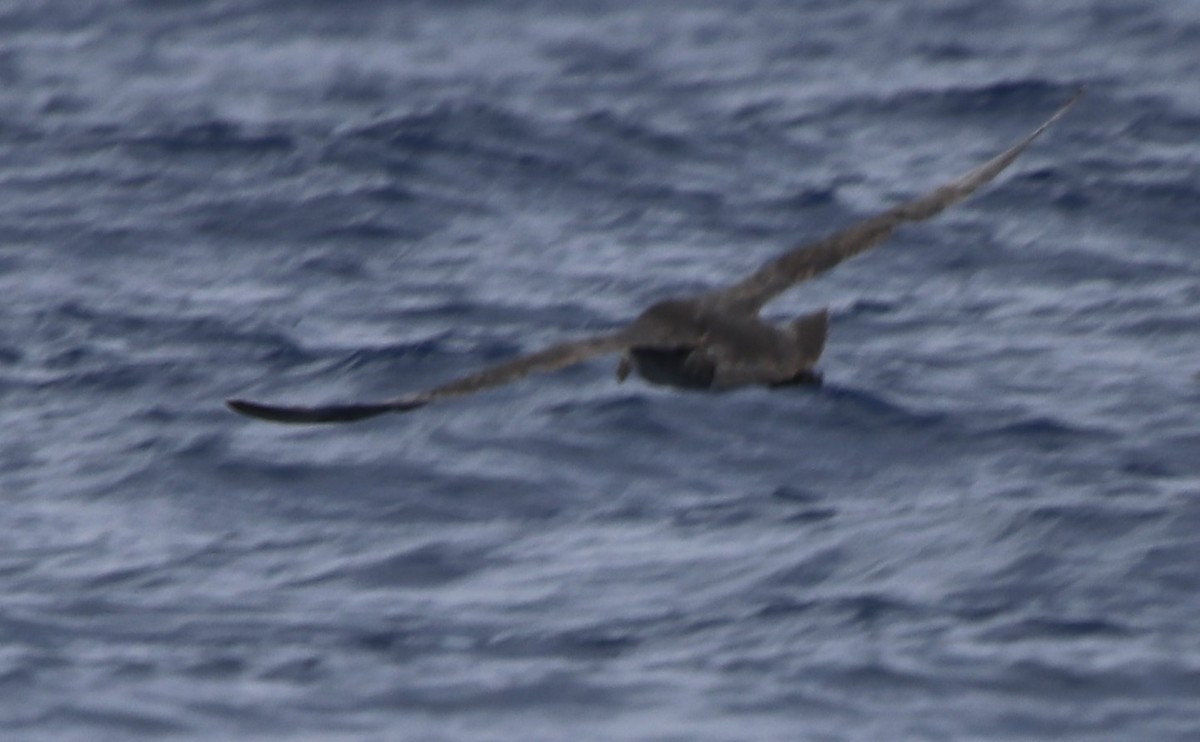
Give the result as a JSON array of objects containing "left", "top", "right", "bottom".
[{"left": 789, "top": 308, "right": 829, "bottom": 368}]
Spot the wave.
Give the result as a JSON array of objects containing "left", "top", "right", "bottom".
[{"left": 122, "top": 119, "right": 297, "bottom": 155}]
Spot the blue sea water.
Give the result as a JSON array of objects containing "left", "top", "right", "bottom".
[{"left": 2, "top": 0, "right": 1199, "bottom": 739}]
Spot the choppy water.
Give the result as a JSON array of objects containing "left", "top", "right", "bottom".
[{"left": 2, "top": 1, "right": 1199, "bottom": 739}]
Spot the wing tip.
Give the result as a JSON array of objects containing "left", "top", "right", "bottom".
[
  {"left": 225, "top": 397, "right": 401, "bottom": 424},
  {"left": 226, "top": 397, "right": 311, "bottom": 424},
  {"left": 1049, "top": 85, "right": 1086, "bottom": 123},
  {"left": 226, "top": 398, "right": 269, "bottom": 416}
]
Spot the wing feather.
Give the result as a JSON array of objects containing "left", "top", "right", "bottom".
[
  {"left": 705, "top": 89, "right": 1083, "bottom": 312},
  {"left": 227, "top": 331, "right": 633, "bottom": 424}
]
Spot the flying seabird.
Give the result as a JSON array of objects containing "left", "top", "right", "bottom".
[{"left": 227, "top": 90, "right": 1082, "bottom": 424}]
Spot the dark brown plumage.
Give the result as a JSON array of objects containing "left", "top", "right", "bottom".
[{"left": 227, "top": 90, "right": 1082, "bottom": 424}]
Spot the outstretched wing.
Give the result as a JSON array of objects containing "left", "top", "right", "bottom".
[
  {"left": 704, "top": 89, "right": 1083, "bottom": 313},
  {"left": 227, "top": 330, "right": 633, "bottom": 424}
]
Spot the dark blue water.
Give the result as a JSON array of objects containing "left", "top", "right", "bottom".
[{"left": 3, "top": 1, "right": 1199, "bottom": 739}]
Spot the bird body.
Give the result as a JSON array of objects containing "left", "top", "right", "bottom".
[
  {"left": 227, "top": 90, "right": 1082, "bottom": 424},
  {"left": 617, "top": 299, "right": 827, "bottom": 389}
]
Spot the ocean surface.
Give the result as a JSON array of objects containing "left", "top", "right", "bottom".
[{"left": 2, "top": 1, "right": 1198, "bottom": 739}]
